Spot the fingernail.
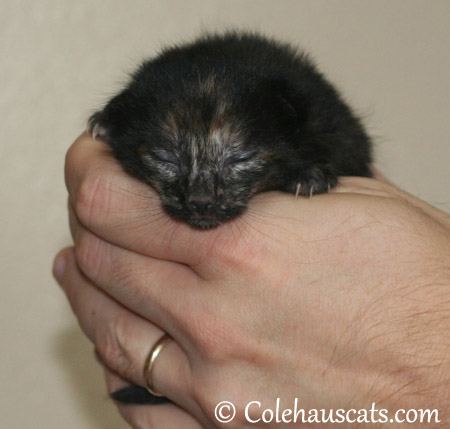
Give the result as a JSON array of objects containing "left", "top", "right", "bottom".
[{"left": 53, "top": 251, "right": 68, "bottom": 283}]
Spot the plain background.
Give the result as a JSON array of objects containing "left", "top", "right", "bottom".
[{"left": 1, "top": 1, "right": 449, "bottom": 428}]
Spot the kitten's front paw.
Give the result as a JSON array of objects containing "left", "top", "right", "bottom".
[{"left": 289, "top": 165, "right": 338, "bottom": 197}]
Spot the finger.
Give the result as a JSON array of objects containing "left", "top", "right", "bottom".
[
  {"left": 330, "top": 176, "right": 397, "bottom": 196},
  {"left": 74, "top": 224, "right": 203, "bottom": 337},
  {"left": 331, "top": 176, "right": 450, "bottom": 227},
  {"left": 55, "top": 248, "right": 197, "bottom": 411},
  {"left": 65, "top": 133, "right": 219, "bottom": 267},
  {"left": 104, "top": 368, "right": 203, "bottom": 429}
]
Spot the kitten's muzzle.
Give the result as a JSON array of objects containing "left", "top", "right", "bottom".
[
  {"left": 186, "top": 192, "right": 222, "bottom": 229},
  {"left": 187, "top": 193, "right": 215, "bottom": 215}
]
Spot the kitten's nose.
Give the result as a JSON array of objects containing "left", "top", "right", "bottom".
[{"left": 187, "top": 194, "right": 214, "bottom": 214}]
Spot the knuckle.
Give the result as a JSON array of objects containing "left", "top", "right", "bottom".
[
  {"left": 188, "top": 312, "right": 222, "bottom": 361},
  {"left": 74, "top": 230, "right": 104, "bottom": 281},
  {"left": 207, "top": 234, "right": 241, "bottom": 268},
  {"left": 74, "top": 173, "right": 101, "bottom": 227},
  {"left": 64, "top": 135, "right": 92, "bottom": 194},
  {"left": 75, "top": 231, "right": 139, "bottom": 299},
  {"left": 189, "top": 308, "right": 243, "bottom": 364},
  {"left": 96, "top": 314, "right": 133, "bottom": 378},
  {"left": 206, "top": 231, "right": 263, "bottom": 277},
  {"left": 74, "top": 171, "right": 111, "bottom": 229}
]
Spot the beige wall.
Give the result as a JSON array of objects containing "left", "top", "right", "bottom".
[{"left": 1, "top": 1, "right": 449, "bottom": 427}]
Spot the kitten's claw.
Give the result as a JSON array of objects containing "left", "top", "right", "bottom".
[
  {"left": 288, "top": 164, "right": 337, "bottom": 197},
  {"left": 91, "top": 123, "right": 107, "bottom": 140}
]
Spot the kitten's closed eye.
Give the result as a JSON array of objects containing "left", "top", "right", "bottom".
[
  {"left": 149, "top": 150, "right": 178, "bottom": 164},
  {"left": 226, "top": 151, "right": 257, "bottom": 165},
  {"left": 141, "top": 150, "right": 178, "bottom": 168},
  {"left": 140, "top": 151, "right": 179, "bottom": 180}
]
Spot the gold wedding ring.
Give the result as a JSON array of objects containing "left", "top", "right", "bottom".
[{"left": 143, "top": 333, "right": 172, "bottom": 397}]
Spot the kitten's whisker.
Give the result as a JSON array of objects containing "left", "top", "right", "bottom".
[
  {"left": 119, "top": 213, "right": 169, "bottom": 238},
  {"left": 110, "top": 207, "right": 166, "bottom": 228},
  {"left": 104, "top": 206, "right": 163, "bottom": 216},
  {"left": 237, "top": 216, "right": 287, "bottom": 243},
  {"left": 109, "top": 183, "right": 161, "bottom": 202},
  {"left": 244, "top": 209, "right": 306, "bottom": 236}
]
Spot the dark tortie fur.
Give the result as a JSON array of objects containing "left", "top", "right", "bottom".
[{"left": 88, "top": 32, "right": 373, "bottom": 404}]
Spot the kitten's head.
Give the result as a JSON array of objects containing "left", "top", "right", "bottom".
[{"left": 89, "top": 75, "right": 304, "bottom": 229}]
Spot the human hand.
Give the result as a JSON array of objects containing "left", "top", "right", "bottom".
[{"left": 54, "top": 133, "right": 450, "bottom": 427}]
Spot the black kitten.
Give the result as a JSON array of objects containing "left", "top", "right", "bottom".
[
  {"left": 88, "top": 32, "right": 372, "bottom": 404},
  {"left": 89, "top": 32, "right": 372, "bottom": 231}
]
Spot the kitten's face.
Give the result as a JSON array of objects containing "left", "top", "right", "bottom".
[
  {"left": 89, "top": 76, "right": 299, "bottom": 229},
  {"left": 137, "top": 118, "right": 274, "bottom": 229}
]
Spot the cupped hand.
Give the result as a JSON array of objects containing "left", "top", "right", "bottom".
[{"left": 54, "top": 133, "right": 450, "bottom": 428}]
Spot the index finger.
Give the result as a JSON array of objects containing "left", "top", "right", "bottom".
[{"left": 65, "top": 133, "right": 219, "bottom": 267}]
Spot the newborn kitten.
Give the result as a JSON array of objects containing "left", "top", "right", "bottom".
[
  {"left": 88, "top": 32, "right": 372, "bottom": 404},
  {"left": 89, "top": 32, "right": 372, "bottom": 231}
]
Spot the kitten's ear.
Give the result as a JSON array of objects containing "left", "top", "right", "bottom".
[{"left": 87, "top": 111, "right": 110, "bottom": 141}]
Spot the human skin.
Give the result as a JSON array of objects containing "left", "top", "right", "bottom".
[{"left": 54, "top": 133, "right": 450, "bottom": 428}]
